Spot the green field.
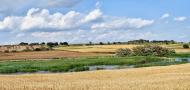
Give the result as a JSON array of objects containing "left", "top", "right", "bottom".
[{"left": 0, "top": 55, "right": 188, "bottom": 74}]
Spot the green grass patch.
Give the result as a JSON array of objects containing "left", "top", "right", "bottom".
[
  {"left": 170, "top": 53, "right": 190, "bottom": 57},
  {"left": 0, "top": 56, "right": 187, "bottom": 74}
]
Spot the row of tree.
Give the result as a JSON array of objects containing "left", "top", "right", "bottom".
[
  {"left": 19, "top": 42, "right": 69, "bottom": 47},
  {"left": 18, "top": 39, "right": 188, "bottom": 47},
  {"left": 86, "top": 39, "right": 178, "bottom": 45},
  {"left": 127, "top": 39, "right": 176, "bottom": 44}
]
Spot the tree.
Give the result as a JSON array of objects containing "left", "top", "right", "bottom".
[
  {"left": 47, "top": 42, "right": 59, "bottom": 48},
  {"left": 99, "top": 42, "right": 104, "bottom": 45},
  {"left": 107, "top": 42, "right": 111, "bottom": 45},
  {"left": 89, "top": 42, "right": 93, "bottom": 45},
  {"left": 19, "top": 42, "right": 28, "bottom": 45},
  {"left": 183, "top": 44, "right": 189, "bottom": 49},
  {"left": 41, "top": 42, "right": 46, "bottom": 45},
  {"left": 60, "top": 42, "right": 69, "bottom": 46},
  {"left": 30, "top": 43, "right": 40, "bottom": 45}
]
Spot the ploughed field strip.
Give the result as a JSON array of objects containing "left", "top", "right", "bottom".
[
  {"left": 0, "top": 51, "right": 104, "bottom": 60},
  {"left": 0, "top": 64, "right": 189, "bottom": 90}
]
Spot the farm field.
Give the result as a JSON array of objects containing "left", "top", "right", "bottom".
[
  {"left": 1, "top": 1, "right": 190, "bottom": 90},
  {"left": 0, "top": 51, "right": 105, "bottom": 61},
  {"left": 0, "top": 44, "right": 189, "bottom": 61},
  {"left": 55, "top": 44, "right": 190, "bottom": 53},
  {"left": 0, "top": 64, "right": 189, "bottom": 90}
]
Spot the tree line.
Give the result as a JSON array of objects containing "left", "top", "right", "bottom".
[
  {"left": 18, "top": 39, "right": 189, "bottom": 47},
  {"left": 19, "top": 42, "right": 69, "bottom": 48}
]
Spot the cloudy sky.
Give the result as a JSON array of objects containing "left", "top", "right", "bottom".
[{"left": 0, "top": 0, "right": 190, "bottom": 44}]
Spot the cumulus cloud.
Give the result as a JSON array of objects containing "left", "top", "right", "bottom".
[
  {"left": 160, "top": 13, "right": 170, "bottom": 19},
  {"left": 91, "top": 18, "right": 154, "bottom": 30},
  {"left": 174, "top": 16, "right": 187, "bottom": 21},
  {"left": 0, "top": 8, "right": 103, "bottom": 31},
  {"left": 0, "top": 8, "right": 154, "bottom": 31},
  {"left": 81, "top": 9, "right": 102, "bottom": 23}
]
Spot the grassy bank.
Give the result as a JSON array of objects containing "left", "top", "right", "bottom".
[
  {"left": 171, "top": 53, "right": 190, "bottom": 57},
  {"left": 0, "top": 56, "right": 187, "bottom": 74}
]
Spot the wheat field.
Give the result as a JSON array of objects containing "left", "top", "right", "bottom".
[
  {"left": 56, "top": 44, "right": 190, "bottom": 53},
  {"left": 55, "top": 45, "right": 140, "bottom": 53},
  {"left": 0, "top": 64, "right": 189, "bottom": 90}
]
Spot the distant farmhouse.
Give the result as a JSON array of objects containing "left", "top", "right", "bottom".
[{"left": 0, "top": 45, "right": 47, "bottom": 52}]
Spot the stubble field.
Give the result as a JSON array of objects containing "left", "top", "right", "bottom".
[
  {"left": 0, "top": 64, "right": 189, "bottom": 90},
  {"left": 56, "top": 44, "right": 190, "bottom": 54}
]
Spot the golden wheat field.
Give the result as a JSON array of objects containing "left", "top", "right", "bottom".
[
  {"left": 0, "top": 64, "right": 189, "bottom": 90},
  {"left": 56, "top": 44, "right": 190, "bottom": 53}
]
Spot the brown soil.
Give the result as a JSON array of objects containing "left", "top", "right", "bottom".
[{"left": 0, "top": 50, "right": 106, "bottom": 61}]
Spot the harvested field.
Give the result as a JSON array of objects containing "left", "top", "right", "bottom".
[
  {"left": 0, "top": 51, "right": 105, "bottom": 60},
  {"left": 55, "top": 45, "right": 139, "bottom": 53},
  {"left": 56, "top": 44, "right": 190, "bottom": 53},
  {"left": 0, "top": 64, "right": 189, "bottom": 90}
]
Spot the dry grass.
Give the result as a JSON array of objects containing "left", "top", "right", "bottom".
[
  {"left": 0, "top": 64, "right": 189, "bottom": 90},
  {"left": 56, "top": 45, "right": 140, "bottom": 53},
  {"left": 161, "top": 44, "right": 190, "bottom": 53},
  {"left": 56, "top": 44, "right": 190, "bottom": 54}
]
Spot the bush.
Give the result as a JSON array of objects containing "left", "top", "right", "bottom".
[
  {"left": 4, "top": 50, "right": 9, "bottom": 53},
  {"left": 11, "top": 50, "right": 17, "bottom": 53},
  {"left": 115, "top": 48, "right": 132, "bottom": 57},
  {"left": 183, "top": 44, "right": 189, "bottom": 49},
  {"left": 132, "top": 45, "right": 175, "bottom": 56},
  {"left": 34, "top": 48, "right": 41, "bottom": 51}
]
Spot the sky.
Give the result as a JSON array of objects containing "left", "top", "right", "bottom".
[{"left": 0, "top": 0, "right": 190, "bottom": 44}]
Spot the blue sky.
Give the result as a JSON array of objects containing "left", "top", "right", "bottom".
[{"left": 0, "top": 0, "right": 189, "bottom": 44}]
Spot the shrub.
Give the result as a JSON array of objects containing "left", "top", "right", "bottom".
[
  {"left": 4, "top": 50, "right": 9, "bottom": 53},
  {"left": 34, "top": 48, "right": 41, "bottom": 51},
  {"left": 115, "top": 48, "right": 132, "bottom": 57},
  {"left": 183, "top": 44, "right": 189, "bottom": 49},
  {"left": 132, "top": 45, "right": 175, "bottom": 56},
  {"left": 11, "top": 50, "right": 17, "bottom": 53}
]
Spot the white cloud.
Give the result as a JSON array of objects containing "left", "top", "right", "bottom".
[
  {"left": 95, "top": 1, "right": 101, "bottom": 8},
  {"left": 0, "top": 8, "right": 103, "bottom": 31},
  {"left": 160, "top": 13, "right": 170, "bottom": 19},
  {"left": 81, "top": 9, "right": 102, "bottom": 23},
  {"left": 0, "top": 16, "right": 22, "bottom": 30},
  {"left": 21, "top": 8, "right": 83, "bottom": 30},
  {"left": 0, "top": 8, "right": 154, "bottom": 31},
  {"left": 174, "top": 16, "right": 187, "bottom": 21},
  {"left": 91, "top": 18, "right": 154, "bottom": 30}
]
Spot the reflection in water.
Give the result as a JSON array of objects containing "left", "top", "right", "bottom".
[
  {"left": 175, "top": 58, "right": 190, "bottom": 62},
  {"left": 88, "top": 65, "right": 134, "bottom": 71}
]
